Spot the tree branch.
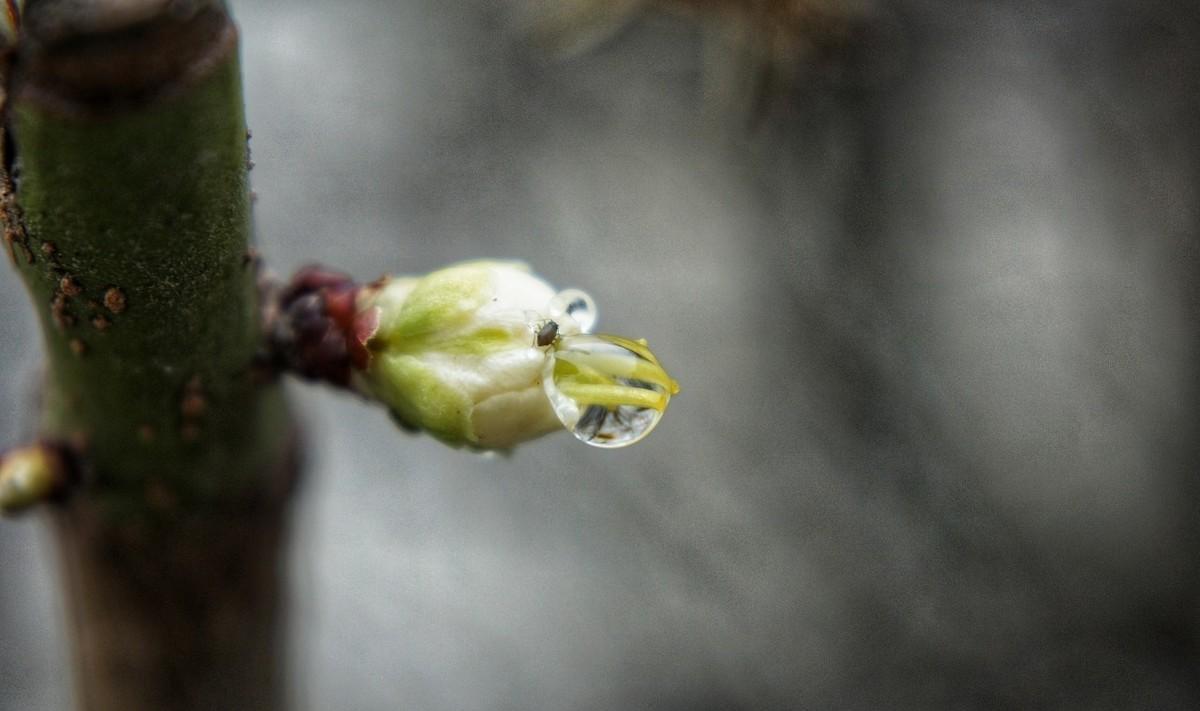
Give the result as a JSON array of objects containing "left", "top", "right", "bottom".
[{"left": 1, "top": 1, "right": 298, "bottom": 707}]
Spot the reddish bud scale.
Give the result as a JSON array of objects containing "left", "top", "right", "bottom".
[
  {"left": 351, "top": 306, "right": 380, "bottom": 369},
  {"left": 270, "top": 266, "right": 377, "bottom": 385},
  {"left": 323, "top": 287, "right": 374, "bottom": 370},
  {"left": 0, "top": 440, "right": 82, "bottom": 508}
]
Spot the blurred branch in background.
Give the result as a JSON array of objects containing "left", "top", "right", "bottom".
[{"left": 522, "top": 0, "right": 883, "bottom": 120}]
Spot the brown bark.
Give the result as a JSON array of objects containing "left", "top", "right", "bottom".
[{"left": 52, "top": 442, "right": 298, "bottom": 710}]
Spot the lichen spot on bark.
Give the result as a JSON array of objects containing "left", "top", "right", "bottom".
[
  {"left": 103, "top": 287, "right": 127, "bottom": 314},
  {"left": 60, "top": 276, "right": 83, "bottom": 296}
]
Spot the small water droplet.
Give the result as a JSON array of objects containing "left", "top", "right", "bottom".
[
  {"left": 543, "top": 334, "right": 678, "bottom": 448},
  {"left": 547, "top": 289, "right": 597, "bottom": 333}
]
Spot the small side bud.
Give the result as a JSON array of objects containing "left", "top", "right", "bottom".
[{"left": 0, "top": 443, "right": 70, "bottom": 515}]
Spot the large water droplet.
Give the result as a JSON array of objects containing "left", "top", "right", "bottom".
[
  {"left": 543, "top": 334, "right": 679, "bottom": 448},
  {"left": 547, "top": 288, "right": 597, "bottom": 333}
]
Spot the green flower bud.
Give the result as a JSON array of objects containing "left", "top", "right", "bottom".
[{"left": 353, "top": 260, "right": 588, "bottom": 449}]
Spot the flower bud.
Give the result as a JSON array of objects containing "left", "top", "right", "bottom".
[{"left": 353, "top": 260, "right": 589, "bottom": 449}]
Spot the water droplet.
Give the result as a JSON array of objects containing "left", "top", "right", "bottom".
[
  {"left": 548, "top": 289, "right": 597, "bottom": 333},
  {"left": 543, "top": 334, "right": 679, "bottom": 448}
]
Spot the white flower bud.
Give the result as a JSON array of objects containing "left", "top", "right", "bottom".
[{"left": 353, "top": 260, "right": 588, "bottom": 449}]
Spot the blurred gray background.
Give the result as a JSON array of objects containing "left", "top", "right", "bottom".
[{"left": 4, "top": 0, "right": 1200, "bottom": 708}]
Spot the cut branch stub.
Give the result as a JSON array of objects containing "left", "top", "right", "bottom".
[{"left": 17, "top": 0, "right": 234, "bottom": 114}]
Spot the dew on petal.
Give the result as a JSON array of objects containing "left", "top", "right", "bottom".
[
  {"left": 542, "top": 333, "right": 679, "bottom": 448},
  {"left": 548, "top": 288, "right": 597, "bottom": 333}
]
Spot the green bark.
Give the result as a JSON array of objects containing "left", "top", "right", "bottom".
[
  {"left": 6, "top": 6, "right": 289, "bottom": 514},
  {"left": 2, "top": 2, "right": 297, "bottom": 708}
]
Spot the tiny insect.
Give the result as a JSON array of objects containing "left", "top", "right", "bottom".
[{"left": 535, "top": 319, "right": 560, "bottom": 348}]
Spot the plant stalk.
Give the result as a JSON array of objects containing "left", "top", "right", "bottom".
[{"left": 2, "top": 1, "right": 297, "bottom": 708}]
